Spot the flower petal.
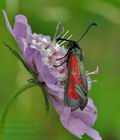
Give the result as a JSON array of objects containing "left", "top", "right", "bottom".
[
  {"left": 60, "top": 114, "right": 86, "bottom": 138},
  {"left": 35, "top": 52, "right": 58, "bottom": 84},
  {"left": 50, "top": 96, "right": 100, "bottom": 139},
  {"left": 86, "top": 98, "right": 97, "bottom": 114},
  {"left": 24, "top": 46, "right": 37, "bottom": 71},
  {"left": 50, "top": 95, "right": 96, "bottom": 139},
  {"left": 60, "top": 108, "right": 101, "bottom": 140},
  {"left": 72, "top": 98, "right": 97, "bottom": 126},
  {"left": 49, "top": 95, "right": 64, "bottom": 114},
  {"left": 86, "top": 127, "right": 102, "bottom": 140},
  {"left": 47, "top": 87, "right": 64, "bottom": 101},
  {"left": 18, "top": 37, "right": 28, "bottom": 52},
  {"left": 13, "top": 15, "right": 32, "bottom": 39},
  {"left": 60, "top": 106, "right": 71, "bottom": 122},
  {"left": 46, "top": 83, "right": 64, "bottom": 93}
]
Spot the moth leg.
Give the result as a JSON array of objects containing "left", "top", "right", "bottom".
[
  {"left": 53, "top": 56, "right": 68, "bottom": 67},
  {"left": 56, "top": 37, "right": 73, "bottom": 42},
  {"left": 56, "top": 49, "right": 71, "bottom": 61}
]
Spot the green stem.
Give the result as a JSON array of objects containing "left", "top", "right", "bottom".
[{"left": 0, "top": 82, "right": 38, "bottom": 139}]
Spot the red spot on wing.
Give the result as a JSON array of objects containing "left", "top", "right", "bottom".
[{"left": 67, "top": 55, "right": 82, "bottom": 100}]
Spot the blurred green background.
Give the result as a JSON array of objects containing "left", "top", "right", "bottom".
[{"left": 0, "top": 0, "right": 120, "bottom": 140}]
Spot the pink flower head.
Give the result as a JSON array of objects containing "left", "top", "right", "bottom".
[{"left": 3, "top": 10, "right": 101, "bottom": 140}]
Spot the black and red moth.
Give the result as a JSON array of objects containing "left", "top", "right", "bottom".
[{"left": 55, "top": 23, "right": 97, "bottom": 111}]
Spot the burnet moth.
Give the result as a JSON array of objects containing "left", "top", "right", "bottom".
[{"left": 54, "top": 23, "right": 97, "bottom": 111}]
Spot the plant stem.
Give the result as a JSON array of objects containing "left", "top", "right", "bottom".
[{"left": 0, "top": 82, "right": 38, "bottom": 139}]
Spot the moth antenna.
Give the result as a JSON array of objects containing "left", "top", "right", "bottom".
[{"left": 77, "top": 22, "right": 97, "bottom": 43}]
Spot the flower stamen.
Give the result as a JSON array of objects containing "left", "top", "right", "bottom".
[{"left": 86, "top": 66, "right": 99, "bottom": 76}]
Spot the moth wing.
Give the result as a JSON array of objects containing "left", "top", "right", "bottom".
[
  {"left": 64, "top": 55, "right": 82, "bottom": 111},
  {"left": 77, "top": 56, "right": 88, "bottom": 93},
  {"left": 75, "top": 84, "right": 88, "bottom": 110},
  {"left": 65, "top": 74, "right": 81, "bottom": 110}
]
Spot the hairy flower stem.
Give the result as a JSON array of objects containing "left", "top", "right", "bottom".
[{"left": 0, "top": 81, "right": 38, "bottom": 139}]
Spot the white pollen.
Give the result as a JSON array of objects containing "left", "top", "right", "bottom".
[
  {"left": 32, "top": 33, "right": 37, "bottom": 37},
  {"left": 38, "top": 37, "right": 42, "bottom": 41},
  {"left": 41, "top": 43, "right": 47, "bottom": 50},
  {"left": 58, "top": 77, "right": 64, "bottom": 81},
  {"left": 42, "top": 38, "right": 48, "bottom": 43},
  {"left": 32, "top": 40, "right": 37, "bottom": 45},
  {"left": 42, "top": 57, "right": 49, "bottom": 64},
  {"left": 37, "top": 42, "right": 42, "bottom": 46},
  {"left": 47, "top": 64, "right": 53, "bottom": 69},
  {"left": 55, "top": 44, "right": 60, "bottom": 52},
  {"left": 57, "top": 66, "right": 64, "bottom": 71},
  {"left": 30, "top": 45, "right": 36, "bottom": 49},
  {"left": 55, "top": 60, "right": 61, "bottom": 66},
  {"left": 51, "top": 56, "right": 56, "bottom": 63},
  {"left": 46, "top": 48, "right": 52, "bottom": 56},
  {"left": 62, "top": 45, "right": 65, "bottom": 50},
  {"left": 56, "top": 55, "right": 62, "bottom": 59}
]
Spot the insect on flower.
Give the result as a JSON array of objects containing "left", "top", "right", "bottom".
[
  {"left": 54, "top": 23, "right": 97, "bottom": 111},
  {"left": 1, "top": 10, "right": 101, "bottom": 139}
]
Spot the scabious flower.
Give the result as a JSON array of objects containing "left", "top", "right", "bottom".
[{"left": 2, "top": 10, "right": 101, "bottom": 140}]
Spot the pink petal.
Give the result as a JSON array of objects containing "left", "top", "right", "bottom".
[
  {"left": 60, "top": 114, "right": 86, "bottom": 138},
  {"left": 72, "top": 98, "right": 97, "bottom": 126},
  {"left": 35, "top": 52, "right": 57, "bottom": 84},
  {"left": 24, "top": 45, "right": 37, "bottom": 71},
  {"left": 49, "top": 95, "right": 64, "bottom": 114},
  {"left": 86, "top": 127, "right": 102, "bottom": 140},
  {"left": 47, "top": 87, "right": 64, "bottom": 101},
  {"left": 60, "top": 106, "right": 71, "bottom": 122},
  {"left": 46, "top": 83, "right": 64, "bottom": 93},
  {"left": 13, "top": 15, "right": 32, "bottom": 39}
]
